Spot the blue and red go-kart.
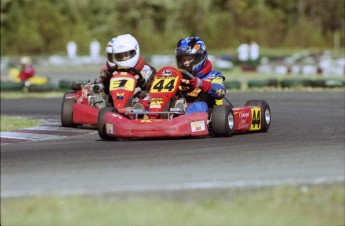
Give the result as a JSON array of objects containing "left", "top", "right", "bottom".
[
  {"left": 61, "top": 68, "right": 146, "bottom": 127},
  {"left": 97, "top": 66, "right": 271, "bottom": 140}
]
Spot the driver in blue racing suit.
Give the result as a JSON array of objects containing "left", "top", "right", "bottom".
[{"left": 175, "top": 37, "right": 226, "bottom": 114}]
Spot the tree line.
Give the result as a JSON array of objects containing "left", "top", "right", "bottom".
[{"left": 1, "top": 0, "right": 344, "bottom": 56}]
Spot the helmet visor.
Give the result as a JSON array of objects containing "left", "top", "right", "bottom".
[
  {"left": 107, "top": 53, "right": 116, "bottom": 63},
  {"left": 115, "top": 50, "right": 136, "bottom": 62},
  {"left": 176, "top": 54, "right": 196, "bottom": 72}
]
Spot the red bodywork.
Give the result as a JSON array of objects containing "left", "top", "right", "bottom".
[
  {"left": 104, "top": 112, "right": 209, "bottom": 138},
  {"left": 64, "top": 88, "right": 100, "bottom": 125},
  {"left": 102, "top": 67, "right": 210, "bottom": 138},
  {"left": 100, "top": 66, "right": 266, "bottom": 139},
  {"left": 64, "top": 71, "right": 137, "bottom": 126},
  {"left": 108, "top": 72, "right": 136, "bottom": 114},
  {"left": 233, "top": 106, "right": 262, "bottom": 132}
]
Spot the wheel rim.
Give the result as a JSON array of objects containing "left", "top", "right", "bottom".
[
  {"left": 264, "top": 108, "right": 271, "bottom": 124},
  {"left": 228, "top": 113, "right": 234, "bottom": 129}
]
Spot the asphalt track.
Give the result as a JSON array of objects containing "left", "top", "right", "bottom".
[{"left": 1, "top": 90, "right": 344, "bottom": 197}]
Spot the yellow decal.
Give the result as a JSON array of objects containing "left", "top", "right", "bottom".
[
  {"left": 250, "top": 107, "right": 261, "bottom": 130},
  {"left": 140, "top": 119, "right": 152, "bottom": 122},
  {"left": 211, "top": 77, "right": 224, "bottom": 85},
  {"left": 215, "top": 99, "right": 223, "bottom": 105},
  {"left": 187, "top": 88, "right": 201, "bottom": 97},
  {"left": 151, "top": 76, "right": 178, "bottom": 93},
  {"left": 139, "top": 119, "right": 163, "bottom": 123},
  {"left": 110, "top": 77, "right": 135, "bottom": 91},
  {"left": 82, "top": 87, "right": 88, "bottom": 99},
  {"left": 151, "top": 98, "right": 163, "bottom": 105}
]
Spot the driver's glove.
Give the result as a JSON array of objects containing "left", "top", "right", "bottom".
[{"left": 190, "top": 77, "right": 211, "bottom": 92}]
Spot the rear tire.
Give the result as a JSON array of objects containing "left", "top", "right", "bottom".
[
  {"left": 244, "top": 100, "right": 271, "bottom": 132},
  {"left": 97, "top": 107, "right": 119, "bottom": 140},
  {"left": 61, "top": 98, "right": 76, "bottom": 127},
  {"left": 211, "top": 105, "right": 234, "bottom": 137}
]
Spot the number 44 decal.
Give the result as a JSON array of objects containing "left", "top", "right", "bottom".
[
  {"left": 250, "top": 108, "right": 261, "bottom": 130},
  {"left": 151, "top": 77, "right": 177, "bottom": 93}
]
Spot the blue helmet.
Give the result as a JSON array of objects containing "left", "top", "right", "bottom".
[{"left": 175, "top": 37, "right": 208, "bottom": 76}]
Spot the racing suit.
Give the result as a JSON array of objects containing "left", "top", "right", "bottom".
[{"left": 184, "top": 60, "right": 226, "bottom": 114}]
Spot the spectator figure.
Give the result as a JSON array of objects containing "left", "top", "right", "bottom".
[
  {"left": 90, "top": 39, "right": 101, "bottom": 59},
  {"left": 237, "top": 42, "right": 249, "bottom": 62},
  {"left": 249, "top": 39, "right": 260, "bottom": 61},
  {"left": 67, "top": 41, "right": 77, "bottom": 59},
  {"left": 18, "top": 56, "right": 35, "bottom": 81}
]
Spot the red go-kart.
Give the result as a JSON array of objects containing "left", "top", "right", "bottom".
[
  {"left": 97, "top": 66, "right": 271, "bottom": 140},
  {"left": 61, "top": 68, "right": 145, "bottom": 127}
]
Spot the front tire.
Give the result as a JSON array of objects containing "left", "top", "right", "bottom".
[
  {"left": 211, "top": 105, "right": 234, "bottom": 137},
  {"left": 97, "top": 107, "right": 119, "bottom": 140}
]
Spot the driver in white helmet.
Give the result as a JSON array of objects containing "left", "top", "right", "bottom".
[{"left": 99, "top": 34, "right": 156, "bottom": 104}]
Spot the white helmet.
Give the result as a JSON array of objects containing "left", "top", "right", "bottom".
[
  {"left": 106, "top": 38, "right": 116, "bottom": 68},
  {"left": 20, "top": 56, "right": 32, "bottom": 66},
  {"left": 113, "top": 34, "right": 140, "bottom": 68}
]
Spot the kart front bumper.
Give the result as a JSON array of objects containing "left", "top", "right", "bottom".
[{"left": 103, "top": 112, "right": 209, "bottom": 138}]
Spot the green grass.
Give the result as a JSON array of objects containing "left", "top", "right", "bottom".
[
  {"left": 1, "top": 184, "right": 344, "bottom": 226},
  {"left": 0, "top": 116, "right": 43, "bottom": 132},
  {"left": 0, "top": 91, "right": 65, "bottom": 99}
]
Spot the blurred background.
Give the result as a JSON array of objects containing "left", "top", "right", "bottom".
[{"left": 1, "top": 0, "right": 344, "bottom": 84}]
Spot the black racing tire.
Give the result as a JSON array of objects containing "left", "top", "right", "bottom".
[
  {"left": 244, "top": 100, "right": 271, "bottom": 132},
  {"left": 97, "top": 107, "right": 119, "bottom": 140},
  {"left": 61, "top": 98, "right": 76, "bottom": 127},
  {"left": 211, "top": 105, "right": 234, "bottom": 137}
]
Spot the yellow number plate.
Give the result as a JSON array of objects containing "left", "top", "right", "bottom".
[
  {"left": 110, "top": 77, "right": 135, "bottom": 91},
  {"left": 250, "top": 107, "right": 261, "bottom": 130},
  {"left": 150, "top": 76, "right": 178, "bottom": 93}
]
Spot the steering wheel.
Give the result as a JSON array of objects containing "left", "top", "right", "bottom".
[
  {"left": 116, "top": 67, "right": 143, "bottom": 80},
  {"left": 179, "top": 69, "right": 194, "bottom": 80},
  {"left": 179, "top": 69, "right": 195, "bottom": 93}
]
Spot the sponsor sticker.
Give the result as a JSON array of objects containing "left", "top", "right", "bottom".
[
  {"left": 161, "top": 70, "right": 173, "bottom": 76},
  {"left": 191, "top": 121, "right": 206, "bottom": 132},
  {"left": 106, "top": 123, "right": 113, "bottom": 134},
  {"left": 250, "top": 107, "right": 261, "bottom": 130},
  {"left": 139, "top": 119, "right": 163, "bottom": 123}
]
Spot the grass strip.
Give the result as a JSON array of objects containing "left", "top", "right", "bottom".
[
  {"left": 0, "top": 116, "right": 43, "bottom": 132},
  {"left": 1, "top": 183, "right": 344, "bottom": 225},
  {"left": 0, "top": 91, "right": 65, "bottom": 99}
]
